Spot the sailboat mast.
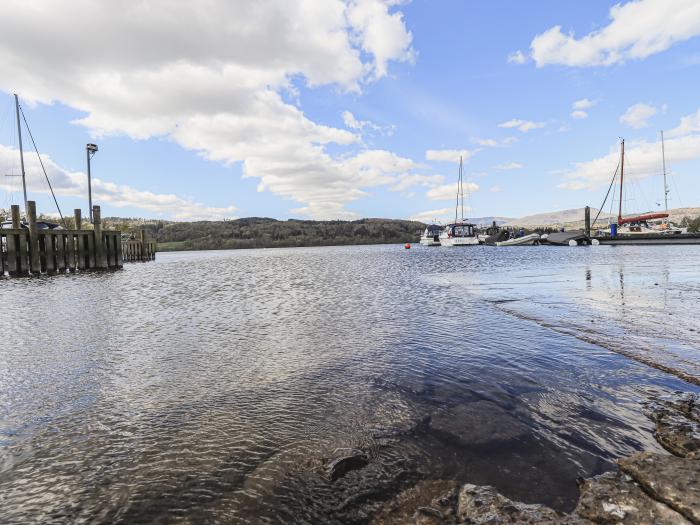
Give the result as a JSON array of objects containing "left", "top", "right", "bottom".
[
  {"left": 618, "top": 139, "right": 625, "bottom": 225},
  {"left": 661, "top": 130, "right": 668, "bottom": 212},
  {"left": 454, "top": 157, "right": 459, "bottom": 225},
  {"left": 14, "top": 93, "right": 28, "bottom": 219},
  {"left": 460, "top": 155, "right": 464, "bottom": 222}
]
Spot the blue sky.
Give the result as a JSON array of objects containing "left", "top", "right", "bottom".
[{"left": 1, "top": 0, "right": 700, "bottom": 222}]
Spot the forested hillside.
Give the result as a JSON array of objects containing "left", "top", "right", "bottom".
[{"left": 134, "top": 217, "right": 425, "bottom": 251}]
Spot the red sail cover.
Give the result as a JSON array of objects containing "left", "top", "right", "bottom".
[{"left": 618, "top": 212, "right": 669, "bottom": 225}]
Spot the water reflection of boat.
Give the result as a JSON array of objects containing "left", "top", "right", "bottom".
[{"left": 419, "top": 224, "right": 443, "bottom": 246}]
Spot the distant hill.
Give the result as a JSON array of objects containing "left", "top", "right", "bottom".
[
  {"left": 469, "top": 216, "right": 514, "bottom": 226},
  {"left": 504, "top": 206, "right": 700, "bottom": 229},
  {"left": 139, "top": 217, "right": 425, "bottom": 251},
  {"left": 504, "top": 208, "right": 614, "bottom": 227}
]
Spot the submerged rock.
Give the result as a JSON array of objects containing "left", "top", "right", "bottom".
[
  {"left": 325, "top": 448, "right": 369, "bottom": 482},
  {"left": 618, "top": 452, "right": 700, "bottom": 524},
  {"left": 646, "top": 394, "right": 700, "bottom": 459},
  {"left": 575, "top": 470, "right": 691, "bottom": 524},
  {"left": 430, "top": 401, "right": 529, "bottom": 445},
  {"left": 369, "top": 480, "right": 459, "bottom": 525}
]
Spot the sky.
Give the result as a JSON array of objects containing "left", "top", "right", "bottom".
[{"left": 1, "top": 0, "right": 700, "bottom": 222}]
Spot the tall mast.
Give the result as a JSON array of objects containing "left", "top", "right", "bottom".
[
  {"left": 454, "top": 157, "right": 459, "bottom": 225},
  {"left": 14, "top": 94, "right": 28, "bottom": 219},
  {"left": 661, "top": 130, "right": 668, "bottom": 212},
  {"left": 618, "top": 139, "right": 625, "bottom": 225},
  {"left": 459, "top": 155, "right": 464, "bottom": 222}
]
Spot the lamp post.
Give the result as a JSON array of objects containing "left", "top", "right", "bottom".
[{"left": 86, "top": 143, "right": 98, "bottom": 223}]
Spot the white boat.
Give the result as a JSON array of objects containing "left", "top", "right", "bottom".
[
  {"left": 420, "top": 224, "right": 443, "bottom": 246},
  {"left": 495, "top": 233, "right": 541, "bottom": 246},
  {"left": 440, "top": 223, "right": 480, "bottom": 246},
  {"left": 440, "top": 155, "right": 480, "bottom": 247}
]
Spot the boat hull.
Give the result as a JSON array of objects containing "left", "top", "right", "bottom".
[
  {"left": 440, "top": 236, "right": 480, "bottom": 247},
  {"left": 419, "top": 238, "right": 441, "bottom": 246},
  {"left": 495, "top": 233, "right": 541, "bottom": 246},
  {"left": 598, "top": 234, "right": 700, "bottom": 245}
]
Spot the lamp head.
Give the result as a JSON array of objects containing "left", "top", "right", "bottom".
[{"left": 86, "top": 143, "right": 98, "bottom": 153}]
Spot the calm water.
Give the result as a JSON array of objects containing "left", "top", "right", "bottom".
[{"left": 1, "top": 244, "right": 699, "bottom": 523}]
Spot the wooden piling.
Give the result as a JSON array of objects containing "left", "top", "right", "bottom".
[
  {"left": 93, "top": 205, "right": 108, "bottom": 269},
  {"left": 27, "top": 201, "right": 41, "bottom": 274},
  {"left": 584, "top": 206, "right": 591, "bottom": 238},
  {"left": 5, "top": 205, "right": 21, "bottom": 276}
]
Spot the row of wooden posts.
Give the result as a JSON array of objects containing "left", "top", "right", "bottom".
[{"left": 1, "top": 201, "right": 155, "bottom": 277}]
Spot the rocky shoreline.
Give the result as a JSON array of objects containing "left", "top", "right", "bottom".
[{"left": 365, "top": 392, "right": 699, "bottom": 524}]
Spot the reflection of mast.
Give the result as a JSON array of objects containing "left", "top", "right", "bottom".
[
  {"left": 618, "top": 139, "right": 625, "bottom": 225},
  {"left": 661, "top": 130, "right": 668, "bottom": 212}
]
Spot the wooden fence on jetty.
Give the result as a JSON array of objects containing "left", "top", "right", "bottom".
[
  {"left": 1, "top": 201, "right": 155, "bottom": 277},
  {"left": 122, "top": 230, "right": 156, "bottom": 262}
]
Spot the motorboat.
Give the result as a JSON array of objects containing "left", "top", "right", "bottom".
[
  {"left": 440, "top": 156, "right": 480, "bottom": 247},
  {"left": 495, "top": 233, "right": 541, "bottom": 246},
  {"left": 419, "top": 224, "right": 443, "bottom": 246},
  {"left": 440, "top": 222, "right": 480, "bottom": 246}
]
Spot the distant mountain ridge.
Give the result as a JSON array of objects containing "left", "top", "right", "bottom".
[{"left": 503, "top": 206, "right": 700, "bottom": 228}]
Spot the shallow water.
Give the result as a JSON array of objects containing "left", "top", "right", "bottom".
[{"left": 1, "top": 244, "right": 698, "bottom": 523}]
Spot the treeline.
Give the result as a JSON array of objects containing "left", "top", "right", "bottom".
[
  {"left": 680, "top": 215, "right": 700, "bottom": 233},
  {"left": 136, "top": 217, "right": 425, "bottom": 251}
]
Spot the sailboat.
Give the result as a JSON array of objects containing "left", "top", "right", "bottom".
[
  {"left": 439, "top": 156, "right": 479, "bottom": 246},
  {"left": 596, "top": 138, "right": 700, "bottom": 245}
]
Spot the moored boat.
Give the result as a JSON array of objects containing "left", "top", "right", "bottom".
[
  {"left": 495, "top": 233, "right": 541, "bottom": 246},
  {"left": 594, "top": 137, "right": 700, "bottom": 245},
  {"left": 419, "top": 224, "right": 443, "bottom": 246},
  {"left": 440, "top": 222, "right": 480, "bottom": 246},
  {"left": 440, "top": 155, "right": 480, "bottom": 247}
]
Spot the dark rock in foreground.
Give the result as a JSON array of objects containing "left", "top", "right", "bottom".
[
  {"left": 646, "top": 393, "right": 700, "bottom": 459},
  {"left": 370, "top": 391, "right": 700, "bottom": 525},
  {"left": 455, "top": 483, "right": 582, "bottom": 524},
  {"left": 575, "top": 469, "right": 691, "bottom": 524},
  {"left": 618, "top": 452, "right": 700, "bottom": 524}
]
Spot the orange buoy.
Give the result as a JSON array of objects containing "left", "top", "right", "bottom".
[{"left": 404, "top": 243, "right": 411, "bottom": 249}]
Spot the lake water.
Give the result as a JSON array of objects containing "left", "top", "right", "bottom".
[{"left": 1, "top": 244, "right": 699, "bottom": 523}]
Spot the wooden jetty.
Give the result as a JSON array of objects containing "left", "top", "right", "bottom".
[
  {"left": 122, "top": 230, "right": 157, "bottom": 262},
  {"left": 1, "top": 201, "right": 155, "bottom": 277}
]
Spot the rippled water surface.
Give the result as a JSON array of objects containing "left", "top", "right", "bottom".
[{"left": 1, "top": 244, "right": 699, "bottom": 523}]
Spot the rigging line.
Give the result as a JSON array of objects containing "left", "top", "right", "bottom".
[
  {"left": 19, "top": 105, "right": 67, "bottom": 227},
  {"left": 592, "top": 159, "right": 620, "bottom": 226}
]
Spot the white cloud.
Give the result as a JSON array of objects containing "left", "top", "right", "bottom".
[
  {"left": 426, "top": 182, "right": 479, "bottom": 201},
  {"left": 571, "top": 110, "right": 588, "bottom": 120},
  {"left": 559, "top": 109, "right": 700, "bottom": 190},
  {"left": 410, "top": 207, "right": 456, "bottom": 222},
  {"left": 498, "top": 119, "right": 545, "bottom": 132},
  {"left": 489, "top": 185, "right": 502, "bottom": 193},
  {"left": 0, "top": 0, "right": 415, "bottom": 220},
  {"left": 530, "top": 0, "right": 700, "bottom": 67},
  {"left": 0, "top": 145, "right": 237, "bottom": 220},
  {"left": 667, "top": 108, "right": 700, "bottom": 137},
  {"left": 573, "top": 98, "right": 596, "bottom": 110},
  {"left": 494, "top": 162, "right": 523, "bottom": 170},
  {"left": 342, "top": 110, "right": 395, "bottom": 136},
  {"left": 472, "top": 136, "right": 518, "bottom": 147},
  {"left": 389, "top": 173, "right": 444, "bottom": 192},
  {"left": 507, "top": 50, "right": 527, "bottom": 64},
  {"left": 620, "top": 103, "right": 658, "bottom": 128},
  {"left": 425, "top": 149, "right": 476, "bottom": 162}
]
